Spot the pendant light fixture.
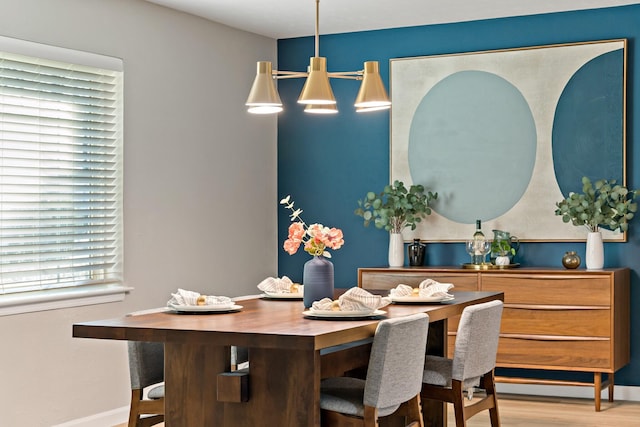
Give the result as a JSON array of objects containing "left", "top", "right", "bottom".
[{"left": 245, "top": 0, "right": 391, "bottom": 115}]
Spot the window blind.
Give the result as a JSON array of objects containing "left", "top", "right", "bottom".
[{"left": 0, "top": 40, "right": 123, "bottom": 295}]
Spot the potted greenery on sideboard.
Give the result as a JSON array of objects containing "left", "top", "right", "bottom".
[
  {"left": 555, "top": 176, "right": 639, "bottom": 269},
  {"left": 355, "top": 180, "right": 437, "bottom": 267}
]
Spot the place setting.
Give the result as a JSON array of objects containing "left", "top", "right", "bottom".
[
  {"left": 388, "top": 278, "right": 455, "bottom": 304},
  {"left": 302, "top": 287, "right": 390, "bottom": 320},
  {"left": 166, "top": 288, "right": 243, "bottom": 314},
  {"left": 257, "top": 275, "right": 304, "bottom": 300}
]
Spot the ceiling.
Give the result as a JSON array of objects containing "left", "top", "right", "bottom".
[{"left": 144, "top": 0, "right": 639, "bottom": 39}]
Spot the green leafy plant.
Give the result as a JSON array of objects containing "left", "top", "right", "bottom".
[
  {"left": 554, "top": 176, "right": 640, "bottom": 233},
  {"left": 490, "top": 239, "right": 516, "bottom": 257},
  {"left": 354, "top": 180, "right": 438, "bottom": 233}
]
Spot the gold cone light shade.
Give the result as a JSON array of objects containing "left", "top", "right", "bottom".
[
  {"left": 246, "top": 61, "right": 283, "bottom": 114},
  {"left": 305, "top": 103, "right": 339, "bottom": 114},
  {"left": 298, "top": 57, "right": 336, "bottom": 105},
  {"left": 354, "top": 61, "right": 391, "bottom": 110}
]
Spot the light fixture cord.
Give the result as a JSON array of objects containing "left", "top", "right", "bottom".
[{"left": 315, "top": 0, "right": 320, "bottom": 57}]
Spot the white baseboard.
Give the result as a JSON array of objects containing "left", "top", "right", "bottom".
[
  {"left": 497, "top": 383, "right": 640, "bottom": 402},
  {"left": 52, "top": 406, "right": 129, "bottom": 427}
]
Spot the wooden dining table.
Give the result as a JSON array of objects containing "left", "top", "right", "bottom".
[{"left": 73, "top": 290, "right": 503, "bottom": 426}]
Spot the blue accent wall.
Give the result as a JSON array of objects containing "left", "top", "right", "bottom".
[{"left": 277, "top": 5, "right": 640, "bottom": 386}]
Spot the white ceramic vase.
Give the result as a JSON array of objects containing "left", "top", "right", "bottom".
[
  {"left": 586, "top": 231, "right": 604, "bottom": 270},
  {"left": 388, "top": 232, "right": 404, "bottom": 267}
]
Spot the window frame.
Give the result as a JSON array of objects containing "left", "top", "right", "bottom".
[{"left": 0, "top": 36, "right": 128, "bottom": 316}]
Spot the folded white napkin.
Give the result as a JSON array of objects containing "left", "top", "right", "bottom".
[
  {"left": 257, "top": 276, "right": 303, "bottom": 294},
  {"left": 389, "top": 278, "right": 454, "bottom": 299},
  {"left": 167, "top": 288, "right": 233, "bottom": 307},
  {"left": 311, "top": 287, "right": 391, "bottom": 312}
]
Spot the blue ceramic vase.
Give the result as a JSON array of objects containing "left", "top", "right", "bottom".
[{"left": 303, "top": 256, "right": 334, "bottom": 308}]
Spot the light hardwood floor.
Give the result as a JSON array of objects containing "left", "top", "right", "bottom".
[
  {"left": 449, "top": 393, "right": 640, "bottom": 426},
  {"left": 114, "top": 394, "right": 640, "bottom": 427}
]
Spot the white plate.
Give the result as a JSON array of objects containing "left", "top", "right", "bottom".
[
  {"left": 302, "top": 309, "right": 386, "bottom": 318},
  {"left": 390, "top": 295, "right": 454, "bottom": 303},
  {"left": 168, "top": 303, "right": 243, "bottom": 313},
  {"left": 262, "top": 292, "right": 304, "bottom": 299}
]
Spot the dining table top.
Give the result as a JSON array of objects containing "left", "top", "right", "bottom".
[{"left": 72, "top": 290, "right": 504, "bottom": 350}]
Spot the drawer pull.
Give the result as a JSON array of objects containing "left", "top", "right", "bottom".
[
  {"left": 487, "top": 275, "right": 607, "bottom": 281},
  {"left": 501, "top": 333, "right": 610, "bottom": 342},
  {"left": 506, "top": 304, "right": 608, "bottom": 310}
]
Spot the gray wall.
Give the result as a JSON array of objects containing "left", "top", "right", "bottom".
[{"left": 0, "top": 0, "right": 278, "bottom": 425}]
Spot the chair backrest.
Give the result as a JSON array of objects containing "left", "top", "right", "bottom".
[
  {"left": 128, "top": 341, "right": 164, "bottom": 390},
  {"left": 363, "top": 313, "right": 429, "bottom": 409},
  {"left": 451, "top": 300, "right": 504, "bottom": 385}
]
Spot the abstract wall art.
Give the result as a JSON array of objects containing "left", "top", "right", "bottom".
[{"left": 390, "top": 39, "right": 627, "bottom": 242}]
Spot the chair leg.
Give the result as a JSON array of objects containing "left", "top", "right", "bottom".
[
  {"left": 128, "top": 388, "right": 164, "bottom": 427},
  {"left": 483, "top": 371, "right": 500, "bottom": 427},
  {"left": 451, "top": 380, "right": 467, "bottom": 427},
  {"left": 128, "top": 389, "right": 143, "bottom": 427},
  {"left": 390, "top": 395, "right": 424, "bottom": 427},
  {"left": 363, "top": 405, "right": 380, "bottom": 427},
  {"left": 422, "top": 371, "right": 501, "bottom": 427},
  {"left": 405, "top": 395, "right": 424, "bottom": 427}
]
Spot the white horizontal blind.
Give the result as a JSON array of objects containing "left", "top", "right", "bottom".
[{"left": 0, "top": 40, "right": 123, "bottom": 295}]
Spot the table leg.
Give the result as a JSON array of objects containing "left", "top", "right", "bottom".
[
  {"left": 224, "top": 347, "right": 321, "bottom": 426},
  {"left": 164, "top": 342, "right": 229, "bottom": 426},
  {"left": 422, "top": 319, "right": 447, "bottom": 427}
]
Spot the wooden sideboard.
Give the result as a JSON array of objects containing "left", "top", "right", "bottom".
[{"left": 358, "top": 267, "right": 630, "bottom": 411}]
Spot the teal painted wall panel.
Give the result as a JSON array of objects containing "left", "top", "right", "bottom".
[{"left": 277, "top": 5, "right": 640, "bottom": 385}]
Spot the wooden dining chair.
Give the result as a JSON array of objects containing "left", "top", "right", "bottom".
[
  {"left": 320, "top": 313, "right": 429, "bottom": 427},
  {"left": 420, "top": 300, "right": 504, "bottom": 427},
  {"left": 127, "top": 341, "right": 165, "bottom": 427}
]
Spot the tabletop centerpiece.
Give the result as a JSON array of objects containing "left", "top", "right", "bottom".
[
  {"left": 355, "top": 180, "right": 437, "bottom": 267},
  {"left": 280, "top": 195, "right": 344, "bottom": 307},
  {"left": 554, "top": 176, "right": 639, "bottom": 270}
]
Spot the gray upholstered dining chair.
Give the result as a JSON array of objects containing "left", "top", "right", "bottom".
[
  {"left": 420, "top": 300, "right": 504, "bottom": 427},
  {"left": 127, "top": 341, "right": 165, "bottom": 427},
  {"left": 320, "top": 313, "right": 429, "bottom": 427}
]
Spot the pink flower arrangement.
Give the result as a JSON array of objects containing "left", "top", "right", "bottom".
[{"left": 280, "top": 195, "right": 344, "bottom": 258}]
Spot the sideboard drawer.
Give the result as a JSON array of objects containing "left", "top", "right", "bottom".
[
  {"left": 501, "top": 307, "right": 611, "bottom": 337},
  {"left": 446, "top": 306, "right": 610, "bottom": 337},
  {"left": 481, "top": 274, "right": 611, "bottom": 305},
  {"left": 497, "top": 337, "right": 611, "bottom": 370}
]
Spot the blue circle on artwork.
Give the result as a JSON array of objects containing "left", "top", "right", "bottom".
[
  {"left": 552, "top": 49, "right": 624, "bottom": 195},
  {"left": 408, "top": 70, "right": 536, "bottom": 224}
]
